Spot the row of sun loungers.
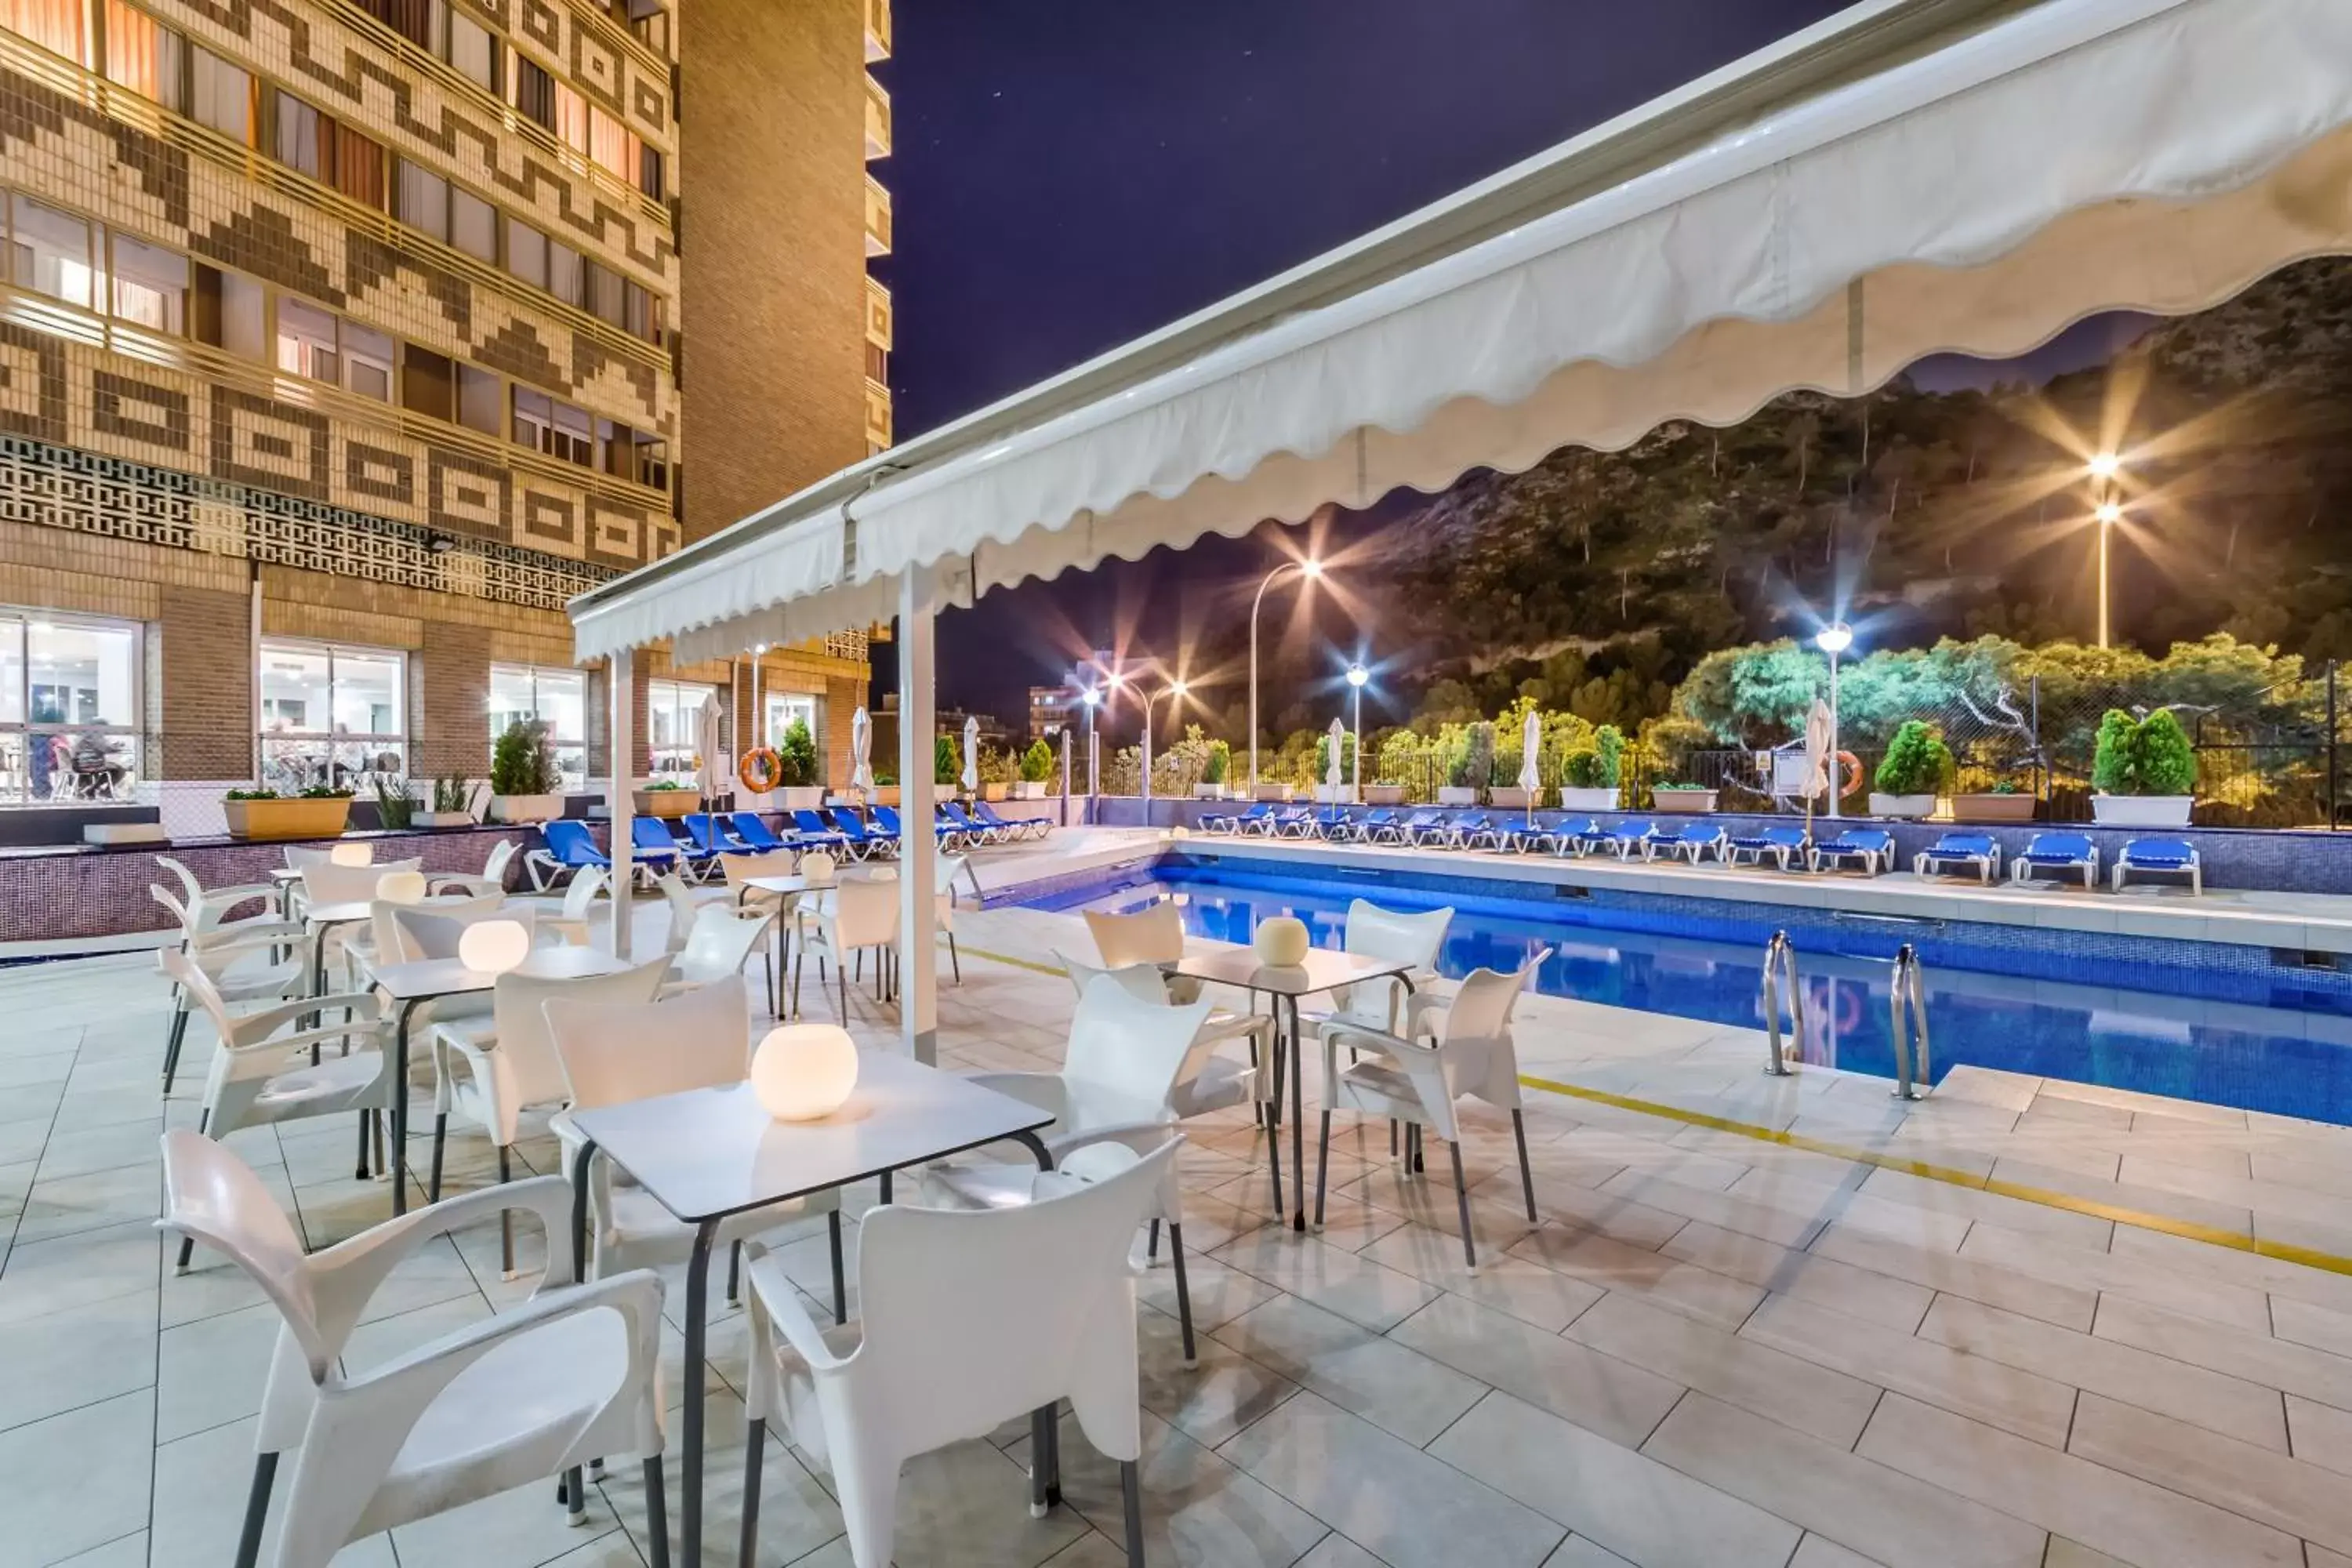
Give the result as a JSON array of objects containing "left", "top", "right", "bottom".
[
  {"left": 525, "top": 800, "right": 1052, "bottom": 887},
  {"left": 1196, "top": 803, "right": 2204, "bottom": 891}
]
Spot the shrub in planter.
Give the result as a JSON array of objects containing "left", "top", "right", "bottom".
[
  {"left": 935, "top": 735, "right": 959, "bottom": 788},
  {"left": 223, "top": 785, "right": 354, "bottom": 839},
  {"left": 1951, "top": 777, "right": 2038, "bottom": 822},
  {"left": 1871, "top": 721, "right": 1953, "bottom": 817},
  {"left": 1559, "top": 734, "right": 1624, "bottom": 809},
  {"left": 416, "top": 774, "right": 477, "bottom": 827},
  {"left": 1016, "top": 738, "right": 1054, "bottom": 798},
  {"left": 776, "top": 719, "right": 820, "bottom": 789},
  {"left": 370, "top": 774, "right": 416, "bottom": 832},
  {"left": 633, "top": 778, "right": 700, "bottom": 817},
  {"left": 2091, "top": 708, "right": 2198, "bottom": 824},
  {"left": 488, "top": 719, "right": 563, "bottom": 822}
]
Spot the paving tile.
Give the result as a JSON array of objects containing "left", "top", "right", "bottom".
[
  {"left": 1918, "top": 1294, "right": 2288, "bottom": 1450},
  {"left": 1788, "top": 1537, "right": 1890, "bottom": 1568},
  {"left": 0, "top": 1388, "right": 153, "bottom": 1568},
  {"left": 1290, "top": 1531, "right": 1389, "bottom": 1568},
  {"left": 1641, "top": 1392, "right": 2044, "bottom": 1568},
  {"left": 2067, "top": 1390, "right": 2352, "bottom": 1555},
  {"left": 2106, "top": 1222, "right": 2352, "bottom": 1319},
  {"left": 2092, "top": 1294, "right": 2352, "bottom": 1411},
  {"left": 1214, "top": 1294, "right": 1485, "bottom": 1446},
  {"left": 2040, "top": 1542, "right": 2133, "bottom": 1568},
  {"left": 1740, "top": 1292, "right": 2074, "bottom": 1447},
  {"left": 1561, "top": 1289, "right": 1880, "bottom": 1447},
  {"left": 1956, "top": 1221, "right": 2274, "bottom": 1331},
  {"left": 1506, "top": 1225, "right": 1762, "bottom": 1332},
  {"left": 1213, "top": 1229, "right": 1443, "bottom": 1334},
  {"left": 1220, "top": 1392, "right": 1564, "bottom": 1568},
  {"left": 1860, "top": 1166, "right": 2117, "bottom": 1249},
  {"left": 1426, "top": 1390, "right": 1796, "bottom": 1568},
  {"left": 0, "top": 1218, "right": 158, "bottom": 1325},
  {"left": 1660, "top": 1219, "right": 1934, "bottom": 1330},
  {"left": 1541, "top": 1537, "right": 1637, "bottom": 1568},
  {"left": 1135, "top": 1305, "right": 1301, "bottom": 1450},
  {"left": 1722, "top": 1168, "right": 1974, "bottom": 1254},
  {"left": 2288, "top": 1392, "right": 2352, "bottom": 1477},
  {"left": 1856, "top": 1392, "right": 2299, "bottom": 1568},
  {"left": 1808, "top": 1221, "right": 2096, "bottom": 1330},
  {"left": 1593, "top": 1167, "right": 1827, "bottom": 1249},
  {"left": 0, "top": 1289, "right": 154, "bottom": 1436},
  {"left": 1387, "top": 1291, "right": 1681, "bottom": 1447},
  {"left": 1355, "top": 1218, "right": 1604, "bottom": 1332}
]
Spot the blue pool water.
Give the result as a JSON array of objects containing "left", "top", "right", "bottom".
[{"left": 1025, "top": 860, "right": 2352, "bottom": 1126}]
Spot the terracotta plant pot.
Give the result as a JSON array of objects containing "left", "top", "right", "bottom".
[
  {"left": 1650, "top": 789, "right": 1718, "bottom": 814},
  {"left": 1951, "top": 792, "right": 2037, "bottom": 822},
  {"left": 488, "top": 793, "right": 564, "bottom": 824},
  {"left": 1869, "top": 792, "right": 1938, "bottom": 820},
  {"left": 633, "top": 788, "right": 702, "bottom": 818},
  {"left": 223, "top": 797, "right": 353, "bottom": 840}
]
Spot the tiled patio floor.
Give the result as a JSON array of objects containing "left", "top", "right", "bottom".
[{"left": 12, "top": 888, "right": 2352, "bottom": 1566}]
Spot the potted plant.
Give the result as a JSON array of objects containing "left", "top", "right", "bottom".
[
  {"left": 416, "top": 775, "right": 477, "bottom": 828},
  {"left": 633, "top": 778, "right": 701, "bottom": 818},
  {"left": 1951, "top": 777, "right": 2037, "bottom": 823},
  {"left": 1194, "top": 739, "right": 1229, "bottom": 800},
  {"left": 1650, "top": 782, "right": 1718, "bottom": 814},
  {"left": 1366, "top": 730, "right": 1417, "bottom": 806},
  {"left": 369, "top": 774, "right": 417, "bottom": 832},
  {"left": 1559, "top": 724, "right": 1624, "bottom": 811},
  {"left": 775, "top": 718, "right": 826, "bottom": 811},
  {"left": 1870, "top": 720, "right": 1952, "bottom": 818},
  {"left": 223, "top": 785, "right": 354, "bottom": 840},
  {"left": 1017, "top": 738, "right": 1055, "bottom": 799},
  {"left": 487, "top": 719, "right": 564, "bottom": 823},
  {"left": 1438, "top": 724, "right": 1490, "bottom": 807},
  {"left": 2091, "top": 708, "right": 2197, "bottom": 826},
  {"left": 977, "top": 744, "right": 1015, "bottom": 803},
  {"left": 871, "top": 765, "right": 900, "bottom": 808}
]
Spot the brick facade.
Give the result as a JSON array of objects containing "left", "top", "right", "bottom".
[{"left": 154, "top": 582, "right": 253, "bottom": 780}]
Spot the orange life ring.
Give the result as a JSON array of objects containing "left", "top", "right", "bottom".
[
  {"left": 738, "top": 747, "right": 782, "bottom": 794},
  {"left": 1835, "top": 750, "right": 1862, "bottom": 797}
]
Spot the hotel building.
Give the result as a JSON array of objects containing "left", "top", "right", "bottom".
[{"left": 0, "top": 0, "right": 891, "bottom": 830}]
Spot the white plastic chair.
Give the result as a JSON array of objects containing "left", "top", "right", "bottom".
[
  {"left": 1308, "top": 898, "right": 1453, "bottom": 1039},
  {"left": 656, "top": 870, "right": 731, "bottom": 956},
  {"left": 546, "top": 976, "right": 843, "bottom": 1314},
  {"left": 428, "top": 837, "right": 517, "bottom": 898},
  {"left": 664, "top": 908, "right": 776, "bottom": 1011},
  {"left": 426, "top": 957, "right": 670, "bottom": 1275},
  {"left": 741, "top": 1138, "right": 1174, "bottom": 1567},
  {"left": 161, "top": 946, "right": 394, "bottom": 1272},
  {"left": 151, "top": 883, "right": 310, "bottom": 1095},
  {"left": 792, "top": 876, "right": 900, "bottom": 1018},
  {"left": 285, "top": 842, "right": 370, "bottom": 871},
  {"left": 1083, "top": 903, "right": 1193, "bottom": 995},
  {"left": 1316, "top": 950, "right": 1551, "bottom": 1269},
  {"left": 935, "top": 852, "right": 967, "bottom": 984},
  {"left": 156, "top": 854, "right": 278, "bottom": 934},
  {"left": 1055, "top": 951, "right": 1269, "bottom": 1123},
  {"left": 538, "top": 866, "right": 608, "bottom": 946},
  {"left": 927, "top": 979, "right": 1210, "bottom": 1359},
  {"left": 298, "top": 858, "right": 423, "bottom": 909},
  {"left": 155, "top": 1130, "right": 669, "bottom": 1568}
]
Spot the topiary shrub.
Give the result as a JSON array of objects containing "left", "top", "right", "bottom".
[
  {"left": 2092, "top": 708, "right": 2197, "bottom": 797},
  {"left": 1452, "top": 722, "right": 1495, "bottom": 790},
  {"left": 491, "top": 718, "right": 558, "bottom": 796},
  {"left": 1202, "top": 739, "right": 1230, "bottom": 786},
  {"left": 1874, "top": 720, "right": 1955, "bottom": 796},
  {"left": 1562, "top": 748, "right": 1608, "bottom": 789},
  {"left": 2091, "top": 709, "right": 2136, "bottom": 795},
  {"left": 1592, "top": 724, "right": 1625, "bottom": 787},
  {"left": 776, "top": 718, "right": 819, "bottom": 788},
  {"left": 1021, "top": 739, "right": 1054, "bottom": 783},
  {"left": 934, "top": 734, "right": 959, "bottom": 786}
]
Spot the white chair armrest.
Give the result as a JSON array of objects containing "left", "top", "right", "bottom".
[
  {"left": 960, "top": 1072, "right": 1068, "bottom": 1120},
  {"left": 191, "top": 921, "right": 310, "bottom": 956},
  {"left": 335, "top": 1266, "right": 662, "bottom": 1395},
  {"left": 225, "top": 991, "right": 383, "bottom": 1043},
  {"left": 742, "top": 1245, "right": 856, "bottom": 1374},
  {"left": 427, "top": 874, "right": 499, "bottom": 898}
]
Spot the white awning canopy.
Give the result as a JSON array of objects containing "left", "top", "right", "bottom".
[{"left": 573, "top": 0, "right": 2352, "bottom": 661}]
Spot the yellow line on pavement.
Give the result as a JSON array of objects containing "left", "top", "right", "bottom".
[{"left": 964, "top": 943, "right": 2352, "bottom": 1279}]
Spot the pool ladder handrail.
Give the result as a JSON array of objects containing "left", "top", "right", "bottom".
[
  {"left": 1889, "top": 941, "right": 1933, "bottom": 1102},
  {"left": 1761, "top": 929, "right": 1804, "bottom": 1076}
]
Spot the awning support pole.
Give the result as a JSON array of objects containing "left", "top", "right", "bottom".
[
  {"left": 609, "top": 653, "right": 635, "bottom": 958},
  {"left": 896, "top": 571, "right": 939, "bottom": 1064}
]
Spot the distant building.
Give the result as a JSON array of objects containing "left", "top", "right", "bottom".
[{"left": 1028, "top": 684, "right": 1080, "bottom": 741}]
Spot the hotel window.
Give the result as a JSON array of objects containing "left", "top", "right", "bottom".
[
  {"left": 342, "top": 321, "right": 394, "bottom": 401},
  {"left": 274, "top": 296, "right": 339, "bottom": 383},
  {"left": 0, "top": 612, "right": 142, "bottom": 805},
  {"left": 257, "top": 641, "right": 406, "bottom": 793},
  {"left": 457, "top": 364, "right": 500, "bottom": 434},
  {"left": 646, "top": 679, "right": 717, "bottom": 779},
  {"left": 554, "top": 80, "right": 589, "bottom": 154},
  {"left": 513, "top": 388, "right": 590, "bottom": 464},
  {"left": 274, "top": 91, "right": 327, "bottom": 180},
  {"left": 353, "top": 0, "right": 441, "bottom": 53},
  {"left": 189, "top": 48, "right": 252, "bottom": 144},
  {"left": 510, "top": 56, "right": 554, "bottom": 132},
  {"left": 111, "top": 234, "right": 187, "bottom": 334},
  {"left": 396, "top": 160, "right": 448, "bottom": 242},
  {"left": 192, "top": 263, "right": 267, "bottom": 358},
  {"left": 448, "top": 8, "right": 496, "bottom": 92},
  {"left": 595, "top": 419, "right": 667, "bottom": 488},
  {"left": 8, "top": 195, "right": 95, "bottom": 310},
  {"left": 333, "top": 122, "right": 387, "bottom": 209},
  {"left": 0, "top": 0, "right": 89, "bottom": 64},
  {"left": 638, "top": 144, "right": 664, "bottom": 201},
  {"left": 547, "top": 238, "right": 583, "bottom": 308},
  {"left": 622, "top": 280, "right": 659, "bottom": 344},
  {"left": 488, "top": 664, "right": 585, "bottom": 788},
  {"left": 103, "top": 1, "right": 183, "bottom": 111},
  {"left": 505, "top": 217, "right": 546, "bottom": 290},
  {"left": 585, "top": 260, "right": 625, "bottom": 328},
  {"left": 587, "top": 107, "right": 636, "bottom": 183},
  {"left": 764, "top": 692, "right": 817, "bottom": 753},
  {"left": 449, "top": 186, "right": 495, "bottom": 262}
]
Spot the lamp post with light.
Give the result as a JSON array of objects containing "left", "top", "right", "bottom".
[
  {"left": 2086, "top": 452, "right": 2125, "bottom": 648},
  {"left": 1141, "top": 681, "right": 1188, "bottom": 809},
  {"left": 1345, "top": 662, "right": 1369, "bottom": 804},
  {"left": 1080, "top": 687, "right": 1103, "bottom": 808},
  {"left": 1817, "top": 622, "right": 1853, "bottom": 819},
  {"left": 1249, "top": 558, "right": 1323, "bottom": 794}
]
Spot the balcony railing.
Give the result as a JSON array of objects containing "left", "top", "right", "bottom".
[
  {"left": 865, "top": 0, "right": 891, "bottom": 62},
  {"left": 865, "top": 277, "right": 893, "bottom": 351},
  {"left": 863, "top": 378, "right": 893, "bottom": 448},
  {"left": 865, "top": 176, "right": 892, "bottom": 257},
  {"left": 865, "top": 75, "right": 891, "bottom": 159}
]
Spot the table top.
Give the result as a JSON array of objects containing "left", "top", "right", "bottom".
[
  {"left": 570, "top": 1051, "right": 1054, "bottom": 1223},
  {"left": 303, "top": 900, "right": 379, "bottom": 926},
  {"left": 372, "top": 943, "right": 639, "bottom": 1001},
  {"left": 742, "top": 870, "right": 891, "bottom": 896},
  {"left": 1169, "top": 945, "right": 1415, "bottom": 997},
  {"left": 270, "top": 867, "right": 302, "bottom": 883}
]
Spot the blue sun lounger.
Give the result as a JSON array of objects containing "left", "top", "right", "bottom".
[
  {"left": 1727, "top": 825, "right": 1809, "bottom": 870},
  {"left": 1808, "top": 826, "right": 1893, "bottom": 874},
  {"left": 1648, "top": 820, "right": 1728, "bottom": 863},
  {"left": 1590, "top": 818, "right": 1657, "bottom": 858},
  {"left": 1200, "top": 801, "right": 1271, "bottom": 834},
  {"left": 2011, "top": 830, "right": 2098, "bottom": 889},
  {"left": 1915, "top": 830, "right": 2001, "bottom": 883},
  {"left": 525, "top": 818, "right": 608, "bottom": 890},
  {"left": 2113, "top": 837, "right": 2201, "bottom": 894}
]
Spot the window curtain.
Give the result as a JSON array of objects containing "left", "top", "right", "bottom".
[
  {"left": 333, "top": 122, "right": 387, "bottom": 210},
  {"left": 0, "top": 0, "right": 89, "bottom": 66}
]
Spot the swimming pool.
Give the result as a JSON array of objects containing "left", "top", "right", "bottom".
[{"left": 1024, "top": 858, "right": 2352, "bottom": 1126}]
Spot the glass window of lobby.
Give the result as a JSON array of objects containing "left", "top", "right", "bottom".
[
  {"left": 0, "top": 613, "right": 140, "bottom": 804},
  {"left": 258, "top": 641, "right": 406, "bottom": 793}
]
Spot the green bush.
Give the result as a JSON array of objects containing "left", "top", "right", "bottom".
[
  {"left": 1202, "top": 739, "right": 1229, "bottom": 786},
  {"left": 1313, "top": 731, "right": 1358, "bottom": 784},
  {"left": 490, "top": 719, "right": 558, "bottom": 796},
  {"left": 777, "top": 718, "right": 819, "bottom": 788},
  {"left": 1592, "top": 724, "right": 1624, "bottom": 787},
  {"left": 370, "top": 774, "right": 416, "bottom": 830},
  {"left": 934, "top": 734, "right": 959, "bottom": 786},
  {"left": 1562, "top": 748, "right": 1608, "bottom": 789},
  {"left": 2092, "top": 708, "right": 2198, "bottom": 797},
  {"left": 431, "top": 775, "right": 474, "bottom": 815},
  {"left": 1874, "top": 720, "right": 1955, "bottom": 796},
  {"left": 1022, "top": 739, "right": 1054, "bottom": 783},
  {"left": 298, "top": 784, "right": 354, "bottom": 800},
  {"left": 1452, "top": 722, "right": 1495, "bottom": 789}
]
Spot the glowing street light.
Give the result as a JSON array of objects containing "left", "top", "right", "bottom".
[
  {"left": 1249, "top": 557, "right": 1325, "bottom": 794},
  {"left": 1141, "top": 680, "right": 1190, "bottom": 809},
  {"left": 1345, "top": 662, "right": 1369, "bottom": 804},
  {"left": 2087, "top": 453, "right": 2127, "bottom": 648},
  {"left": 1816, "top": 622, "right": 1854, "bottom": 819},
  {"left": 1080, "top": 685, "right": 1104, "bottom": 803}
]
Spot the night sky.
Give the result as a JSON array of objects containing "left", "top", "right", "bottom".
[{"left": 868, "top": 0, "right": 1860, "bottom": 728}]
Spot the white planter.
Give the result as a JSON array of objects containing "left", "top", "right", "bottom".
[
  {"left": 2091, "top": 794, "right": 2194, "bottom": 827},
  {"left": 1312, "top": 784, "right": 1355, "bottom": 804},
  {"left": 1013, "top": 781, "right": 1047, "bottom": 799},
  {"left": 1252, "top": 783, "right": 1294, "bottom": 803},
  {"left": 1192, "top": 784, "right": 1226, "bottom": 800},
  {"left": 1650, "top": 789, "right": 1718, "bottom": 815},
  {"left": 83, "top": 822, "right": 167, "bottom": 844},
  {"left": 1490, "top": 786, "right": 1541, "bottom": 810},
  {"left": 1436, "top": 786, "right": 1479, "bottom": 807},
  {"left": 1869, "top": 793, "right": 1939, "bottom": 819},
  {"left": 414, "top": 811, "right": 476, "bottom": 828},
  {"left": 777, "top": 786, "right": 826, "bottom": 811},
  {"left": 1364, "top": 784, "right": 1406, "bottom": 806},
  {"left": 1558, "top": 786, "right": 1619, "bottom": 811},
  {"left": 488, "top": 793, "right": 564, "bottom": 824}
]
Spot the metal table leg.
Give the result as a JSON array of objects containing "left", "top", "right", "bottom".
[
  {"left": 390, "top": 997, "right": 423, "bottom": 1215},
  {"left": 681, "top": 1220, "right": 719, "bottom": 1563},
  {"left": 1288, "top": 994, "right": 1307, "bottom": 1232},
  {"left": 1011, "top": 1129, "right": 1062, "bottom": 1510}
]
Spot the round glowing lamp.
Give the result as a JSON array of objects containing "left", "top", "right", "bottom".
[
  {"left": 1170, "top": 826, "right": 1191, "bottom": 840},
  {"left": 1253, "top": 915, "right": 1311, "bottom": 968},
  {"left": 458, "top": 918, "right": 532, "bottom": 975},
  {"left": 751, "top": 1024, "right": 861, "bottom": 1121},
  {"left": 377, "top": 869, "right": 430, "bottom": 905},
  {"left": 329, "top": 841, "right": 372, "bottom": 866}
]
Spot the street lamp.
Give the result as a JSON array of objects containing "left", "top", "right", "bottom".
[
  {"left": 1248, "top": 557, "right": 1324, "bottom": 795},
  {"left": 1345, "top": 662, "right": 1369, "bottom": 804},
  {"left": 1080, "top": 686, "right": 1103, "bottom": 804},
  {"left": 1141, "top": 681, "right": 1189, "bottom": 809},
  {"left": 1816, "top": 622, "right": 1853, "bottom": 819},
  {"left": 2089, "top": 453, "right": 2124, "bottom": 648}
]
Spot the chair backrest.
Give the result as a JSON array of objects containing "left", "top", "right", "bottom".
[
  {"left": 873, "top": 805, "right": 903, "bottom": 834},
  {"left": 1061, "top": 976, "right": 1211, "bottom": 1113},
  {"left": 546, "top": 975, "right": 751, "bottom": 1110},
  {"left": 1613, "top": 819, "right": 1656, "bottom": 837},
  {"left": 2031, "top": 832, "right": 2092, "bottom": 855},
  {"left": 1084, "top": 902, "right": 1184, "bottom": 968},
  {"left": 851, "top": 1137, "right": 1177, "bottom": 1458},
  {"left": 374, "top": 893, "right": 503, "bottom": 964},
  {"left": 722, "top": 848, "right": 797, "bottom": 888},
  {"left": 285, "top": 843, "right": 368, "bottom": 873},
  {"left": 479, "top": 839, "right": 516, "bottom": 881},
  {"left": 151, "top": 882, "right": 198, "bottom": 939},
  {"left": 829, "top": 807, "right": 866, "bottom": 837},
  {"left": 798, "top": 849, "right": 837, "bottom": 883},
  {"left": 632, "top": 817, "right": 681, "bottom": 854},
  {"left": 542, "top": 819, "right": 599, "bottom": 863},
  {"left": 560, "top": 865, "right": 608, "bottom": 922},
  {"left": 394, "top": 902, "right": 535, "bottom": 961},
  {"left": 155, "top": 855, "right": 205, "bottom": 912},
  {"left": 656, "top": 872, "right": 699, "bottom": 948},
  {"left": 935, "top": 852, "right": 967, "bottom": 898},
  {"left": 299, "top": 858, "right": 423, "bottom": 908},
  {"left": 731, "top": 811, "right": 785, "bottom": 849},
  {"left": 1935, "top": 832, "right": 1994, "bottom": 854},
  {"left": 682, "top": 813, "right": 720, "bottom": 851},
  {"left": 1345, "top": 899, "right": 1451, "bottom": 971},
  {"left": 2127, "top": 837, "right": 2194, "bottom": 861},
  {"left": 488, "top": 957, "right": 671, "bottom": 1110},
  {"left": 157, "top": 1129, "right": 332, "bottom": 1375},
  {"left": 676, "top": 909, "right": 771, "bottom": 982},
  {"left": 1055, "top": 950, "right": 1171, "bottom": 1005},
  {"left": 1436, "top": 949, "right": 1549, "bottom": 1105},
  {"left": 158, "top": 944, "right": 236, "bottom": 1036},
  {"left": 792, "top": 808, "right": 831, "bottom": 837},
  {"left": 829, "top": 875, "right": 898, "bottom": 947},
  {"left": 1766, "top": 826, "right": 1808, "bottom": 846}
]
